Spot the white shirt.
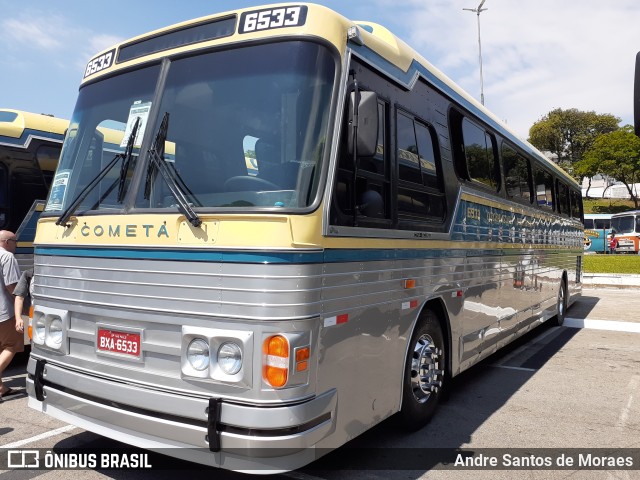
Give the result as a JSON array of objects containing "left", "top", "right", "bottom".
[{"left": 0, "top": 246, "right": 21, "bottom": 322}]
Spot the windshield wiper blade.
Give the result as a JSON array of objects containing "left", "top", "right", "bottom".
[
  {"left": 145, "top": 112, "right": 202, "bottom": 227},
  {"left": 56, "top": 120, "right": 142, "bottom": 227},
  {"left": 117, "top": 117, "right": 141, "bottom": 202}
]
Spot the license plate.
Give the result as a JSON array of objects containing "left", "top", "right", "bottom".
[{"left": 97, "top": 328, "right": 141, "bottom": 357}]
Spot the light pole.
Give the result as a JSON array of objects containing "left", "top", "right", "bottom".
[{"left": 463, "top": 0, "right": 488, "bottom": 105}]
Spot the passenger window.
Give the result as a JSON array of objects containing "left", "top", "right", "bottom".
[
  {"left": 502, "top": 144, "right": 532, "bottom": 203},
  {"left": 332, "top": 96, "right": 391, "bottom": 227},
  {"left": 570, "top": 190, "right": 582, "bottom": 219},
  {"left": 556, "top": 180, "right": 570, "bottom": 216},
  {"left": 397, "top": 113, "right": 422, "bottom": 184},
  {"left": 396, "top": 110, "right": 445, "bottom": 225},
  {"left": 461, "top": 118, "right": 499, "bottom": 190},
  {"left": 534, "top": 169, "right": 554, "bottom": 211}
]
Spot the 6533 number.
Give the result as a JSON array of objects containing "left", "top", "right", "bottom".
[{"left": 239, "top": 6, "right": 308, "bottom": 33}]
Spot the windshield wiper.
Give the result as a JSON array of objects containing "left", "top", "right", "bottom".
[
  {"left": 56, "top": 118, "right": 141, "bottom": 227},
  {"left": 144, "top": 112, "right": 202, "bottom": 227},
  {"left": 117, "top": 117, "right": 141, "bottom": 202}
]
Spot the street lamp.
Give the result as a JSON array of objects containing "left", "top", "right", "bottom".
[{"left": 463, "top": 0, "right": 488, "bottom": 105}]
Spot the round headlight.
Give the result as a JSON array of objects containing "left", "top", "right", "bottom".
[
  {"left": 187, "top": 339, "right": 210, "bottom": 371},
  {"left": 48, "top": 318, "right": 63, "bottom": 347},
  {"left": 34, "top": 317, "right": 46, "bottom": 343},
  {"left": 218, "top": 342, "right": 242, "bottom": 375}
]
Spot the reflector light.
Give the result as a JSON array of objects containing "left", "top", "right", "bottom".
[
  {"left": 404, "top": 279, "right": 416, "bottom": 289},
  {"left": 295, "top": 347, "right": 310, "bottom": 362},
  {"left": 28, "top": 307, "right": 34, "bottom": 340},
  {"left": 263, "top": 335, "right": 289, "bottom": 388},
  {"left": 295, "top": 346, "right": 310, "bottom": 373}
]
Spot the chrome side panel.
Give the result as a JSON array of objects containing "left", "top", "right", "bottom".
[{"left": 30, "top": 245, "right": 580, "bottom": 454}]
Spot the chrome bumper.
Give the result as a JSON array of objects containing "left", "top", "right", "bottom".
[{"left": 26, "top": 356, "right": 336, "bottom": 471}]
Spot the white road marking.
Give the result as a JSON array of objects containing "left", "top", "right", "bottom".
[
  {"left": 2, "top": 425, "right": 77, "bottom": 448},
  {"left": 564, "top": 318, "right": 640, "bottom": 333}
]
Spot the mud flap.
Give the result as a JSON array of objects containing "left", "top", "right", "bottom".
[
  {"left": 207, "top": 398, "right": 222, "bottom": 452},
  {"left": 34, "top": 359, "right": 47, "bottom": 401}
]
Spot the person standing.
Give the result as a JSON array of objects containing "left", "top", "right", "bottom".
[
  {"left": 14, "top": 268, "right": 34, "bottom": 335},
  {"left": 609, "top": 231, "right": 618, "bottom": 255},
  {"left": 0, "top": 230, "right": 22, "bottom": 399}
]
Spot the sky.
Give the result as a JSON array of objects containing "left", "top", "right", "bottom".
[{"left": 0, "top": 0, "right": 638, "bottom": 140}]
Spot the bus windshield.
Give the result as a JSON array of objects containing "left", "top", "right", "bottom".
[
  {"left": 611, "top": 215, "right": 636, "bottom": 235},
  {"left": 45, "top": 41, "right": 335, "bottom": 215}
]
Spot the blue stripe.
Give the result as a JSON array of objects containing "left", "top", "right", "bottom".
[
  {"left": 35, "top": 247, "right": 324, "bottom": 264},
  {"left": 34, "top": 246, "right": 566, "bottom": 264}
]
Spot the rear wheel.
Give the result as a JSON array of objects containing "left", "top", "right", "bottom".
[
  {"left": 398, "top": 309, "right": 446, "bottom": 431},
  {"left": 553, "top": 278, "right": 568, "bottom": 326}
]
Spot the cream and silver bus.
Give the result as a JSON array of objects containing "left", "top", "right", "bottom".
[{"left": 27, "top": 3, "right": 583, "bottom": 472}]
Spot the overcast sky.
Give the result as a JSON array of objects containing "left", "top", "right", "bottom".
[{"left": 0, "top": 0, "right": 637, "bottom": 139}]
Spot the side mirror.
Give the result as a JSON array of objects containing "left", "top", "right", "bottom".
[
  {"left": 348, "top": 91, "right": 378, "bottom": 157},
  {"left": 635, "top": 51, "right": 640, "bottom": 137}
]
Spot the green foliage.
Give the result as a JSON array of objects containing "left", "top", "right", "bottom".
[
  {"left": 528, "top": 108, "right": 620, "bottom": 176},
  {"left": 583, "top": 255, "right": 640, "bottom": 274},
  {"left": 579, "top": 126, "right": 640, "bottom": 208},
  {"left": 583, "top": 198, "right": 636, "bottom": 214}
]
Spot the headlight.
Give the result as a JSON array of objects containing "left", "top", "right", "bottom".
[
  {"left": 34, "top": 316, "right": 46, "bottom": 343},
  {"left": 217, "top": 342, "right": 242, "bottom": 375},
  {"left": 187, "top": 339, "right": 210, "bottom": 371},
  {"left": 47, "top": 318, "right": 63, "bottom": 347}
]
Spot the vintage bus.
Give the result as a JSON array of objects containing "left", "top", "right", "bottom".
[
  {"left": 583, "top": 213, "right": 612, "bottom": 254},
  {"left": 27, "top": 4, "right": 583, "bottom": 472},
  {"left": 0, "top": 109, "right": 67, "bottom": 270},
  {"left": 610, "top": 210, "right": 640, "bottom": 254}
]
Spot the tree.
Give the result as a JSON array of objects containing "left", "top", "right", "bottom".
[
  {"left": 578, "top": 125, "right": 640, "bottom": 208},
  {"left": 528, "top": 108, "right": 620, "bottom": 175}
]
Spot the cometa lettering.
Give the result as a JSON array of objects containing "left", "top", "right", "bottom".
[{"left": 80, "top": 224, "right": 169, "bottom": 238}]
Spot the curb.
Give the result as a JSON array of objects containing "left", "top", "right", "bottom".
[{"left": 581, "top": 274, "right": 640, "bottom": 289}]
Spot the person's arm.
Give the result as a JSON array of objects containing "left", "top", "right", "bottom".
[{"left": 14, "top": 295, "right": 24, "bottom": 332}]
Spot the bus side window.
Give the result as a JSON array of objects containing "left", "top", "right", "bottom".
[
  {"left": 570, "top": 189, "right": 582, "bottom": 220},
  {"left": 556, "top": 180, "right": 570, "bottom": 216},
  {"left": 534, "top": 169, "right": 554, "bottom": 211},
  {"left": 460, "top": 117, "right": 500, "bottom": 191},
  {"left": 396, "top": 111, "right": 445, "bottom": 226},
  {"left": 502, "top": 143, "right": 532, "bottom": 204},
  {"left": 332, "top": 96, "right": 391, "bottom": 227}
]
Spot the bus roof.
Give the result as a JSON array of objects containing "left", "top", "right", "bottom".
[
  {"left": 80, "top": 2, "right": 577, "bottom": 188},
  {"left": 611, "top": 210, "right": 640, "bottom": 217},
  {"left": 0, "top": 108, "right": 68, "bottom": 144}
]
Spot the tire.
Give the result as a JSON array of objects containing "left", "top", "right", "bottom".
[
  {"left": 397, "top": 309, "right": 446, "bottom": 431},
  {"left": 553, "top": 278, "right": 568, "bottom": 326}
]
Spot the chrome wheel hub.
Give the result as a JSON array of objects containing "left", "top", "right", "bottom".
[{"left": 410, "top": 333, "right": 443, "bottom": 403}]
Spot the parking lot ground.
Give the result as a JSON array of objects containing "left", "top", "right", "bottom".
[
  {"left": 569, "top": 288, "right": 640, "bottom": 324},
  {"left": 1, "top": 288, "right": 639, "bottom": 480}
]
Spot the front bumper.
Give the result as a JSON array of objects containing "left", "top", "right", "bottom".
[{"left": 27, "top": 356, "right": 336, "bottom": 472}]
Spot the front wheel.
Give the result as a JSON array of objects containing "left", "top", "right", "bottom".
[{"left": 397, "top": 309, "right": 446, "bottom": 431}]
